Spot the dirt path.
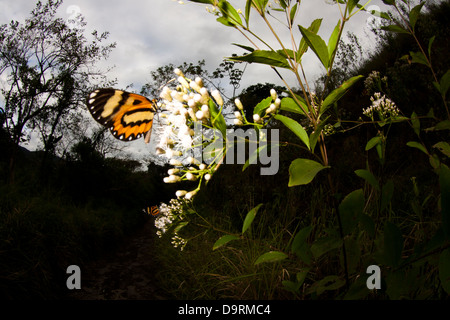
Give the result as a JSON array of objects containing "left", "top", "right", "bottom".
[{"left": 68, "top": 219, "right": 167, "bottom": 300}]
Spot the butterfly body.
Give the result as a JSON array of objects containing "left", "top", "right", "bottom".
[{"left": 86, "top": 88, "right": 158, "bottom": 142}]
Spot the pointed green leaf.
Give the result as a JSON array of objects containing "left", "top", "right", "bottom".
[
  {"left": 298, "top": 24, "right": 329, "bottom": 69},
  {"left": 309, "top": 116, "right": 330, "bottom": 153},
  {"left": 339, "top": 189, "right": 365, "bottom": 235},
  {"left": 245, "top": 0, "right": 252, "bottom": 27},
  {"left": 208, "top": 99, "right": 227, "bottom": 137},
  {"left": 406, "top": 141, "right": 429, "bottom": 155},
  {"left": 321, "top": 75, "right": 363, "bottom": 115},
  {"left": 410, "top": 51, "right": 430, "bottom": 67},
  {"left": 355, "top": 169, "right": 380, "bottom": 191},
  {"left": 428, "top": 36, "right": 435, "bottom": 58},
  {"left": 438, "top": 69, "right": 450, "bottom": 98},
  {"left": 433, "top": 141, "right": 450, "bottom": 158},
  {"left": 311, "top": 236, "right": 343, "bottom": 259},
  {"left": 253, "top": 96, "right": 272, "bottom": 116},
  {"left": 242, "top": 203, "right": 263, "bottom": 234},
  {"left": 328, "top": 21, "right": 341, "bottom": 60},
  {"left": 298, "top": 19, "right": 323, "bottom": 59},
  {"left": 315, "top": 275, "right": 346, "bottom": 296},
  {"left": 232, "top": 43, "right": 254, "bottom": 52},
  {"left": 274, "top": 114, "right": 310, "bottom": 149},
  {"left": 213, "top": 235, "right": 240, "bottom": 250},
  {"left": 348, "top": 0, "right": 360, "bottom": 14},
  {"left": 366, "top": 136, "right": 381, "bottom": 151},
  {"left": 411, "top": 111, "right": 420, "bottom": 137},
  {"left": 228, "top": 50, "right": 290, "bottom": 69},
  {"left": 289, "top": 2, "right": 298, "bottom": 25},
  {"left": 254, "top": 251, "right": 288, "bottom": 265},
  {"left": 409, "top": 2, "right": 425, "bottom": 30},
  {"left": 218, "top": 0, "right": 243, "bottom": 26},
  {"left": 288, "top": 158, "right": 329, "bottom": 186},
  {"left": 280, "top": 97, "right": 307, "bottom": 115},
  {"left": 381, "top": 24, "right": 410, "bottom": 34},
  {"left": 291, "top": 225, "right": 313, "bottom": 265}
]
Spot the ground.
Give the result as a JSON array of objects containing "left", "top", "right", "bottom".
[{"left": 67, "top": 219, "right": 167, "bottom": 300}]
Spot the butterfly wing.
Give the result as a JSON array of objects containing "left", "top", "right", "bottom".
[{"left": 86, "top": 88, "right": 157, "bottom": 142}]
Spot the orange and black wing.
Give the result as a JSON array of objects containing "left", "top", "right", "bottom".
[
  {"left": 86, "top": 88, "right": 157, "bottom": 142},
  {"left": 147, "top": 206, "right": 160, "bottom": 216}
]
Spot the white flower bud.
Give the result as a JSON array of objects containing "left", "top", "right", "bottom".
[
  {"left": 234, "top": 98, "right": 244, "bottom": 110},
  {"left": 195, "top": 110, "right": 204, "bottom": 120},
  {"left": 234, "top": 119, "right": 243, "bottom": 126},
  {"left": 176, "top": 190, "right": 187, "bottom": 198},
  {"left": 174, "top": 68, "right": 184, "bottom": 77},
  {"left": 253, "top": 114, "right": 261, "bottom": 122},
  {"left": 270, "top": 88, "right": 277, "bottom": 100},
  {"left": 211, "top": 89, "right": 223, "bottom": 106},
  {"left": 185, "top": 190, "right": 197, "bottom": 199},
  {"left": 204, "top": 173, "right": 211, "bottom": 181},
  {"left": 178, "top": 76, "right": 189, "bottom": 89},
  {"left": 199, "top": 163, "right": 207, "bottom": 170},
  {"left": 195, "top": 77, "right": 204, "bottom": 87},
  {"left": 186, "top": 172, "right": 197, "bottom": 181},
  {"left": 170, "top": 159, "right": 183, "bottom": 166},
  {"left": 234, "top": 111, "right": 243, "bottom": 120}
]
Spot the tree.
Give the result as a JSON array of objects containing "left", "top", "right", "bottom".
[{"left": 0, "top": 0, "right": 116, "bottom": 183}]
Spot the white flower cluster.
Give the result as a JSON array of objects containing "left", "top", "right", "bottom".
[
  {"left": 363, "top": 92, "right": 400, "bottom": 120},
  {"left": 364, "top": 70, "right": 388, "bottom": 95},
  {"left": 154, "top": 198, "right": 189, "bottom": 250},
  {"left": 156, "top": 69, "right": 224, "bottom": 199},
  {"left": 233, "top": 88, "right": 281, "bottom": 126}
]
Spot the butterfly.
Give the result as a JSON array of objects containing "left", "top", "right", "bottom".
[
  {"left": 147, "top": 205, "right": 160, "bottom": 216},
  {"left": 86, "top": 88, "right": 158, "bottom": 143}
]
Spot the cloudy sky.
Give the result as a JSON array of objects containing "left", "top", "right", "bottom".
[{"left": 0, "top": 0, "right": 391, "bottom": 164}]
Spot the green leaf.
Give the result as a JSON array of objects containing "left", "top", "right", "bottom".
[
  {"left": 298, "top": 24, "right": 329, "bottom": 69},
  {"left": 311, "top": 236, "right": 343, "bottom": 259},
  {"left": 438, "top": 69, "right": 450, "bottom": 98},
  {"left": 291, "top": 225, "right": 313, "bottom": 265},
  {"left": 289, "top": 2, "right": 298, "bottom": 25},
  {"left": 428, "top": 36, "right": 435, "bottom": 58},
  {"left": 188, "top": 0, "right": 214, "bottom": 4},
  {"left": 253, "top": 96, "right": 272, "bottom": 116},
  {"left": 298, "top": 19, "right": 322, "bottom": 59},
  {"left": 228, "top": 50, "right": 290, "bottom": 69},
  {"left": 213, "top": 235, "right": 240, "bottom": 250},
  {"left": 355, "top": 169, "right": 380, "bottom": 191},
  {"left": 309, "top": 116, "right": 330, "bottom": 153},
  {"left": 339, "top": 189, "right": 365, "bottom": 235},
  {"left": 274, "top": 114, "right": 310, "bottom": 149},
  {"left": 280, "top": 97, "right": 307, "bottom": 115},
  {"left": 439, "top": 248, "right": 450, "bottom": 294},
  {"left": 382, "top": 0, "right": 395, "bottom": 5},
  {"left": 380, "top": 179, "right": 394, "bottom": 213},
  {"left": 242, "top": 203, "right": 263, "bottom": 234},
  {"left": 365, "top": 136, "right": 381, "bottom": 151},
  {"left": 348, "top": 0, "right": 360, "bottom": 14},
  {"left": 321, "top": 75, "right": 363, "bottom": 115},
  {"left": 411, "top": 111, "right": 420, "bottom": 137},
  {"left": 409, "top": 2, "right": 425, "bottom": 30},
  {"left": 381, "top": 24, "right": 410, "bottom": 34},
  {"left": 245, "top": 0, "right": 252, "bottom": 27},
  {"left": 218, "top": 0, "right": 243, "bottom": 26},
  {"left": 409, "top": 51, "right": 430, "bottom": 67},
  {"left": 252, "top": 0, "right": 269, "bottom": 14},
  {"left": 288, "top": 158, "right": 329, "bottom": 187},
  {"left": 359, "top": 213, "right": 375, "bottom": 238},
  {"left": 433, "top": 141, "right": 450, "bottom": 158},
  {"left": 439, "top": 166, "right": 450, "bottom": 239},
  {"left": 383, "top": 221, "right": 403, "bottom": 267},
  {"left": 315, "top": 275, "right": 345, "bottom": 296},
  {"left": 208, "top": 99, "right": 227, "bottom": 137},
  {"left": 406, "top": 141, "right": 429, "bottom": 155},
  {"left": 232, "top": 43, "right": 254, "bottom": 52},
  {"left": 327, "top": 21, "right": 340, "bottom": 59},
  {"left": 254, "top": 251, "right": 288, "bottom": 265}
]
